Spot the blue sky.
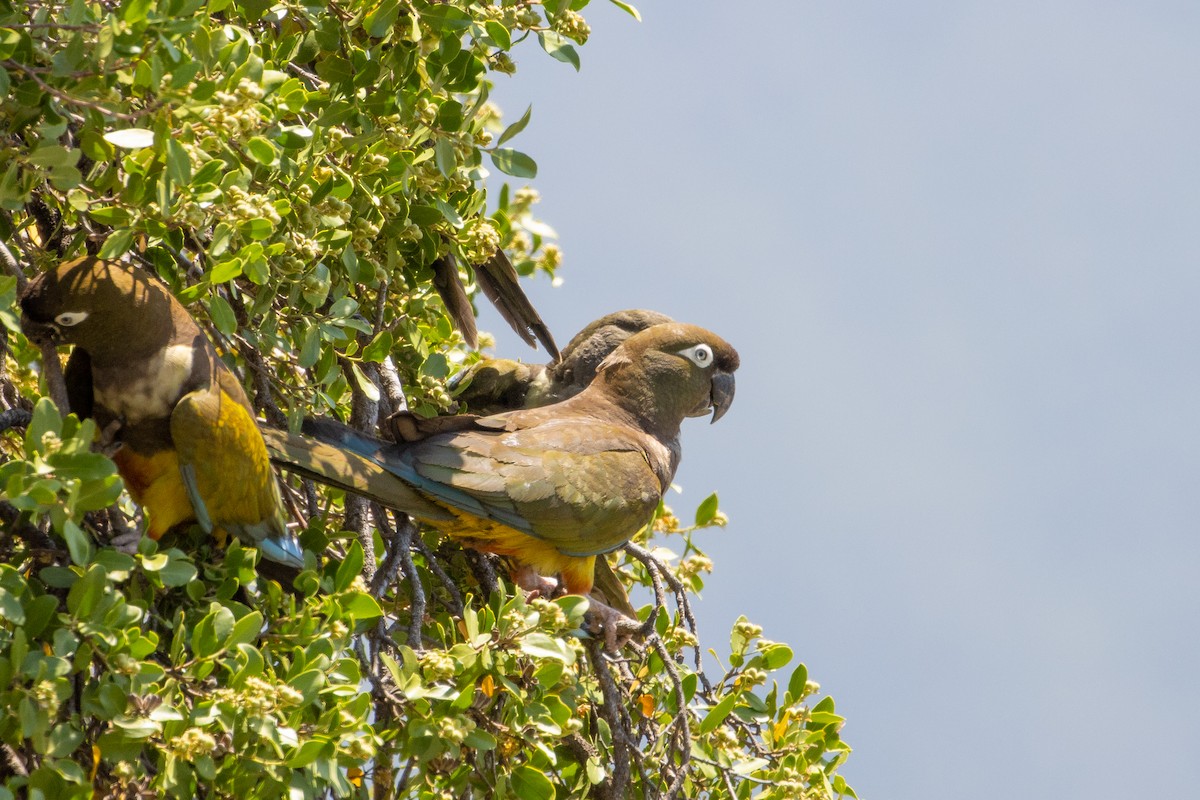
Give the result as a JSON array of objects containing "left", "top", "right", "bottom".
[{"left": 479, "top": 3, "right": 1200, "bottom": 797}]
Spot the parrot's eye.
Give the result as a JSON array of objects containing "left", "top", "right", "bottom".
[
  {"left": 54, "top": 311, "right": 88, "bottom": 327},
  {"left": 678, "top": 344, "right": 713, "bottom": 368}
]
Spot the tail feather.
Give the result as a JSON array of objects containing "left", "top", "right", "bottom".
[
  {"left": 260, "top": 426, "right": 454, "bottom": 522},
  {"left": 259, "top": 531, "right": 305, "bottom": 570}
]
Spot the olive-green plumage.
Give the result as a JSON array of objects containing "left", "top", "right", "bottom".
[
  {"left": 264, "top": 322, "right": 739, "bottom": 597},
  {"left": 19, "top": 257, "right": 304, "bottom": 569}
]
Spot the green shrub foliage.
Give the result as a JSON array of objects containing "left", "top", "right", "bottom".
[{"left": 0, "top": 1, "right": 854, "bottom": 797}]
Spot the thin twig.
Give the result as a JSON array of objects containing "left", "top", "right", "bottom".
[
  {"left": 649, "top": 634, "right": 691, "bottom": 800},
  {"left": 378, "top": 356, "right": 408, "bottom": 415},
  {"left": 586, "top": 640, "right": 633, "bottom": 800},
  {"left": 0, "top": 240, "right": 26, "bottom": 291},
  {"left": 368, "top": 504, "right": 404, "bottom": 599},
  {"left": 387, "top": 510, "right": 425, "bottom": 650},
  {"left": 412, "top": 537, "right": 463, "bottom": 615},
  {"left": 2, "top": 60, "right": 142, "bottom": 121},
  {"left": 463, "top": 547, "right": 499, "bottom": 598},
  {"left": 625, "top": 542, "right": 710, "bottom": 691}
]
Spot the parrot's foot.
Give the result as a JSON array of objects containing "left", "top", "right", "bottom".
[
  {"left": 510, "top": 564, "right": 563, "bottom": 599},
  {"left": 95, "top": 418, "right": 125, "bottom": 456},
  {"left": 109, "top": 526, "right": 143, "bottom": 555},
  {"left": 583, "top": 599, "right": 644, "bottom": 652}
]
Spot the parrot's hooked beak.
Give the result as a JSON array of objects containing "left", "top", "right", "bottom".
[
  {"left": 19, "top": 315, "right": 61, "bottom": 347},
  {"left": 709, "top": 370, "right": 735, "bottom": 424}
]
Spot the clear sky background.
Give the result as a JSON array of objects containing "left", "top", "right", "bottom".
[{"left": 478, "top": 2, "right": 1200, "bottom": 797}]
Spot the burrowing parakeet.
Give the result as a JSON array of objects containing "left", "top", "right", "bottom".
[
  {"left": 20, "top": 257, "right": 304, "bottom": 569},
  {"left": 263, "top": 322, "right": 738, "bottom": 634}
]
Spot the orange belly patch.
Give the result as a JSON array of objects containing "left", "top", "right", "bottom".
[{"left": 112, "top": 448, "right": 194, "bottom": 539}]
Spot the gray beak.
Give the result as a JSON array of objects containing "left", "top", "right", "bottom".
[
  {"left": 710, "top": 371, "right": 735, "bottom": 423},
  {"left": 20, "top": 315, "right": 60, "bottom": 347}
]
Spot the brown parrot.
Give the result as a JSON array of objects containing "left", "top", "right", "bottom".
[
  {"left": 19, "top": 257, "right": 304, "bottom": 569},
  {"left": 263, "top": 322, "right": 738, "bottom": 631},
  {"left": 447, "top": 309, "right": 674, "bottom": 416}
]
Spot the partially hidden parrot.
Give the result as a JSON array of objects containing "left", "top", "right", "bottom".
[
  {"left": 19, "top": 257, "right": 304, "bottom": 569},
  {"left": 262, "top": 322, "right": 739, "bottom": 631},
  {"left": 446, "top": 309, "right": 674, "bottom": 417}
]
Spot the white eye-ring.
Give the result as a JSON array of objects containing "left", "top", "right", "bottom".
[
  {"left": 678, "top": 343, "right": 714, "bottom": 368},
  {"left": 54, "top": 311, "right": 89, "bottom": 327}
]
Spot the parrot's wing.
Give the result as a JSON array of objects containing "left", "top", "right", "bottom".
[
  {"left": 63, "top": 349, "right": 95, "bottom": 419},
  {"left": 172, "top": 385, "right": 304, "bottom": 569},
  {"left": 406, "top": 420, "right": 664, "bottom": 557}
]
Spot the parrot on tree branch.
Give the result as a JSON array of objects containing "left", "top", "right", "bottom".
[
  {"left": 264, "top": 321, "right": 739, "bottom": 644},
  {"left": 19, "top": 257, "right": 305, "bottom": 571}
]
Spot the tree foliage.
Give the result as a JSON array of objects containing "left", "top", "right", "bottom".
[{"left": 0, "top": 1, "right": 855, "bottom": 798}]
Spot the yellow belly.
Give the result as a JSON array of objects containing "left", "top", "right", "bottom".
[
  {"left": 112, "top": 448, "right": 193, "bottom": 539},
  {"left": 433, "top": 510, "right": 597, "bottom": 594}
]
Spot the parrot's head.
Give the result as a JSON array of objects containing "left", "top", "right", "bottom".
[
  {"left": 544, "top": 309, "right": 676, "bottom": 396},
  {"left": 20, "top": 257, "right": 179, "bottom": 360},
  {"left": 595, "top": 322, "right": 739, "bottom": 430}
]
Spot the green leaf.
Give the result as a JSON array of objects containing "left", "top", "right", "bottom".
[
  {"left": 586, "top": 756, "right": 607, "bottom": 785},
  {"left": 103, "top": 128, "right": 155, "bottom": 149},
  {"left": 209, "top": 257, "right": 243, "bottom": 284},
  {"left": 694, "top": 492, "right": 719, "bottom": 526},
  {"left": 287, "top": 737, "right": 332, "bottom": 768},
  {"left": 27, "top": 145, "right": 79, "bottom": 169},
  {"left": 49, "top": 164, "right": 83, "bottom": 190},
  {"left": 538, "top": 31, "right": 580, "bottom": 71},
  {"left": 434, "top": 137, "right": 456, "bottom": 177},
  {"left": 463, "top": 728, "right": 496, "bottom": 750},
  {"left": 26, "top": 397, "right": 62, "bottom": 456},
  {"left": 0, "top": 587, "right": 24, "bottom": 625},
  {"left": 758, "top": 642, "right": 793, "bottom": 670},
  {"left": 362, "top": 330, "right": 393, "bottom": 363},
  {"left": 122, "top": 0, "right": 152, "bottom": 24},
  {"left": 420, "top": 4, "right": 472, "bottom": 31},
  {"left": 96, "top": 229, "right": 134, "bottom": 259},
  {"left": 422, "top": 352, "right": 448, "bottom": 379},
  {"left": 518, "top": 632, "right": 574, "bottom": 664},
  {"left": 0, "top": 28, "right": 22, "bottom": 60},
  {"left": 22, "top": 594, "right": 58, "bottom": 638},
  {"left": 207, "top": 295, "right": 236, "bottom": 336},
  {"left": 88, "top": 206, "right": 134, "bottom": 226},
  {"left": 157, "top": 558, "right": 197, "bottom": 588},
  {"left": 276, "top": 125, "right": 313, "bottom": 150},
  {"left": 335, "top": 541, "right": 364, "bottom": 592},
  {"left": 787, "top": 662, "right": 809, "bottom": 702},
  {"left": 298, "top": 324, "right": 321, "bottom": 369},
  {"left": 239, "top": 217, "right": 274, "bottom": 240},
  {"left": 244, "top": 136, "right": 277, "bottom": 166},
  {"left": 66, "top": 565, "right": 107, "bottom": 619},
  {"left": 165, "top": 138, "right": 191, "bottom": 184},
  {"left": 192, "top": 605, "right": 234, "bottom": 657},
  {"left": 511, "top": 765, "right": 555, "bottom": 800},
  {"left": 364, "top": 0, "right": 401, "bottom": 38},
  {"left": 484, "top": 20, "right": 511, "bottom": 50},
  {"left": 490, "top": 148, "right": 537, "bottom": 178},
  {"left": 697, "top": 691, "right": 740, "bottom": 735},
  {"left": 341, "top": 592, "right": 383, "bottom": 622},
  {"left": 61, "top": 520, "right": 93, "bottom": 566},
  {"left": 496, "top": 104, "right": 532, "bottom": 147},
  {"left": 609, "top": 0, "right": 642, "bottom": 21},
  {"left": 229, "top": 611, "right": 264, "bottom": 647},
  {"left": 350, "top": 362, "right": 381, "bottom": 402}
]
